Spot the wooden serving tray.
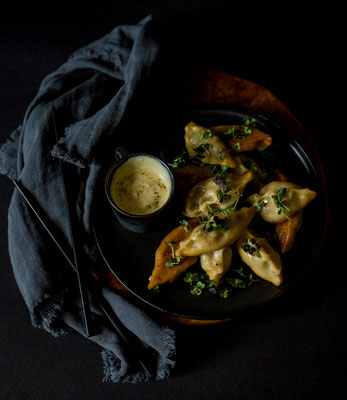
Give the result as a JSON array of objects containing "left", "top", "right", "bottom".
[{"left": 90, "top": 69, "right": 329, "bottom": 326}]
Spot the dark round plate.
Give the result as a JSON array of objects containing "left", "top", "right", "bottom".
[{"left": 93, "top": 105, "right": 327, "bottom": 321}]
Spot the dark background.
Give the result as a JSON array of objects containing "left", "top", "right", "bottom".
[{"left": 0, "top": 2, "right": 344, "bottom": 399}]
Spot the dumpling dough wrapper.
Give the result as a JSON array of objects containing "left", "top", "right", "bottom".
[
  {"left": 248, "top": 181, "right": 317, "bottom": 224},
  {"left": 183, "top": 171, "right": 253, "bottom": 218},
  {"left": 236, "top": 229, "right": 283, "bottom": 286},
  {"left": 200, "top": 246, "right": 232, "bottom": 287},
  {"left": 176, "top": 207, "right": 256, "bottom": 257},
  {"left": 184, "top": 121, "right": 237, "bottom": 168}
]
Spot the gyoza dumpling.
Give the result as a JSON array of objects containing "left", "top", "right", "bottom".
[
  {"left": 183, "top": 171, "right": 253, "bottom": 218},
  {"left": 176, "top": 207, "right": 256, "bottom": 257},
  {"left": 210, "top": 124, "right": 272, "bottom": 152},
  {"left": 148, "top": 219, "right": 199, "bottom": 290},
  {"left": 247, "top": 181, "right": 317, "bottom": 224},
  {"left": 236, "top": 229, "right": 283, "bottom": 286},
  {"left": 200, "top": 246, "right": 232, "bottom": 287},
  {"left": 184, "top": 121, "right": 237, "bottom": 168}
]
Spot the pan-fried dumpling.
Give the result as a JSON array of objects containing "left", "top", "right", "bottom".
[
  {"left": 184, "top": 121, "right": 237, "bottom": 168},
  {"left": 210, "top": 124, "right": 272, "bottom": 152},
  {"left": 183, "top": 171, "right": 253, "bottom": 218},
  {"left": 200, "top": 246, "right": 232, "bottom": 287},
  {"left": 148, "top": 219, "right": 198, "bottom": 289},
  {"left": 275, "top": 210, "right": 303, "bottom": 253},
  {"left": 236, "top": 229, "right": 283, "bottom": 286},
  {"left": 176, "top": 207, "right": 256, "bottom": 257},
  {"left": 247, "top": 181, "right": 317, "bottom": 224}
]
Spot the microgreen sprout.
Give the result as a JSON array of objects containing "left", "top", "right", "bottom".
[
  {"left": 210, "top": 164, "right": 229, "bottom": 178},
  {"left": 179, "top": 219, "right": 189, "bottom": 232},
  {"left": 271, "top": 187, "right": 291, "bottom": 220},
  {"left": 165, "top": 241, "right": 182, "bottom": 267},
  {"left": 216, "top": 147, "right": 225, "bottom": 160},
  {"left": 183, "top": 272, "right": 216, "bottom": 296},
  {"left": 202, "top": 216, "right": 229, "bottom": 233},
  {"left": 193, "top": 143, "right": 210, "bottom": 155},
  {"left": 252, "top": 199, "right": 267, "bottom": 211},
  {"left": 167, "top": 150, "right": 186, "bottom": 168},
  {"left": 198, "top": 129, "right": 213, "bottom": 141},
  {"left": 241, "top": 238, "right": 262, "bottom": 258},
  {"left": 223, "top": 118, "right": 257, "bottom": 141},
  {"left": 219, "top": 287, "right": 230, "bottom": 298},
  {"left": 182, "top": 264, "right": 260, "bottom": 299}
]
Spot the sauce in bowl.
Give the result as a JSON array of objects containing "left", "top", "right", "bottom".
[{"left": 109, "top": 155, "right": 172, "bottom": 216}]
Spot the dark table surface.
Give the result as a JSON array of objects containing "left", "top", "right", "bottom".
[{"left": 1, "top": 2, "right": 344, "bottom": 400}]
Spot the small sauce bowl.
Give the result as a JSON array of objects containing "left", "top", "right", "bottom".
[{"left": 105, "top": 153, "right": 175, "bottom": 233}]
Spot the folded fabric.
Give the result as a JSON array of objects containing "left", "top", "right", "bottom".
[{"left": 0, "top": 15, "right": 176, "bottom": 383}]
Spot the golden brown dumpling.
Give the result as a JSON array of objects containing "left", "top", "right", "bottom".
[
  {"left": 200, "top": 246, "right": 232, "bottom": 287},
  {"left": 148, "top": 219, "right": 198, "bottom": 289},
  {"left": 247, "top": 181, "right": 317, "bottom": 224},
  {"left": 176, "top": 207, "right": 256, "bottom": 257},
  {"left": 183, "top": 171, "right": 253, "bottom": 218},
  {"left": 275, "top": 210, "right": 303, "bottom": 253},
  {"left": 184, "top": 121, "right": 237, "bottom": 168},
  {"left": 236, "top": 229, "right": 283, "bottom": 286},
  {"left": 211, "top": 124, "right": 272, "bottom": 152}
]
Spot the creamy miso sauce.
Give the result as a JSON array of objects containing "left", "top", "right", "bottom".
[{"left": 110, "top": 156, "right": 171, "bottom": 215}]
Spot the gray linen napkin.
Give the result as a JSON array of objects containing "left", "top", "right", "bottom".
[{"left": 0, "top": 15, "right": 176, "bottom": 383}]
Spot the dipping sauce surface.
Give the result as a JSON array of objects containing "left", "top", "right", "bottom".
[{"left": 110, "top": 155, "right": 172, "bottom": 215}]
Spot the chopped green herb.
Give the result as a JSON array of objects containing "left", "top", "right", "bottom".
[
  {"left": 234, "top": 142, "right": 241, "bottom": 151},
  {"left": 152, "top": 285, "right": 160, "bottom": 292}
]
